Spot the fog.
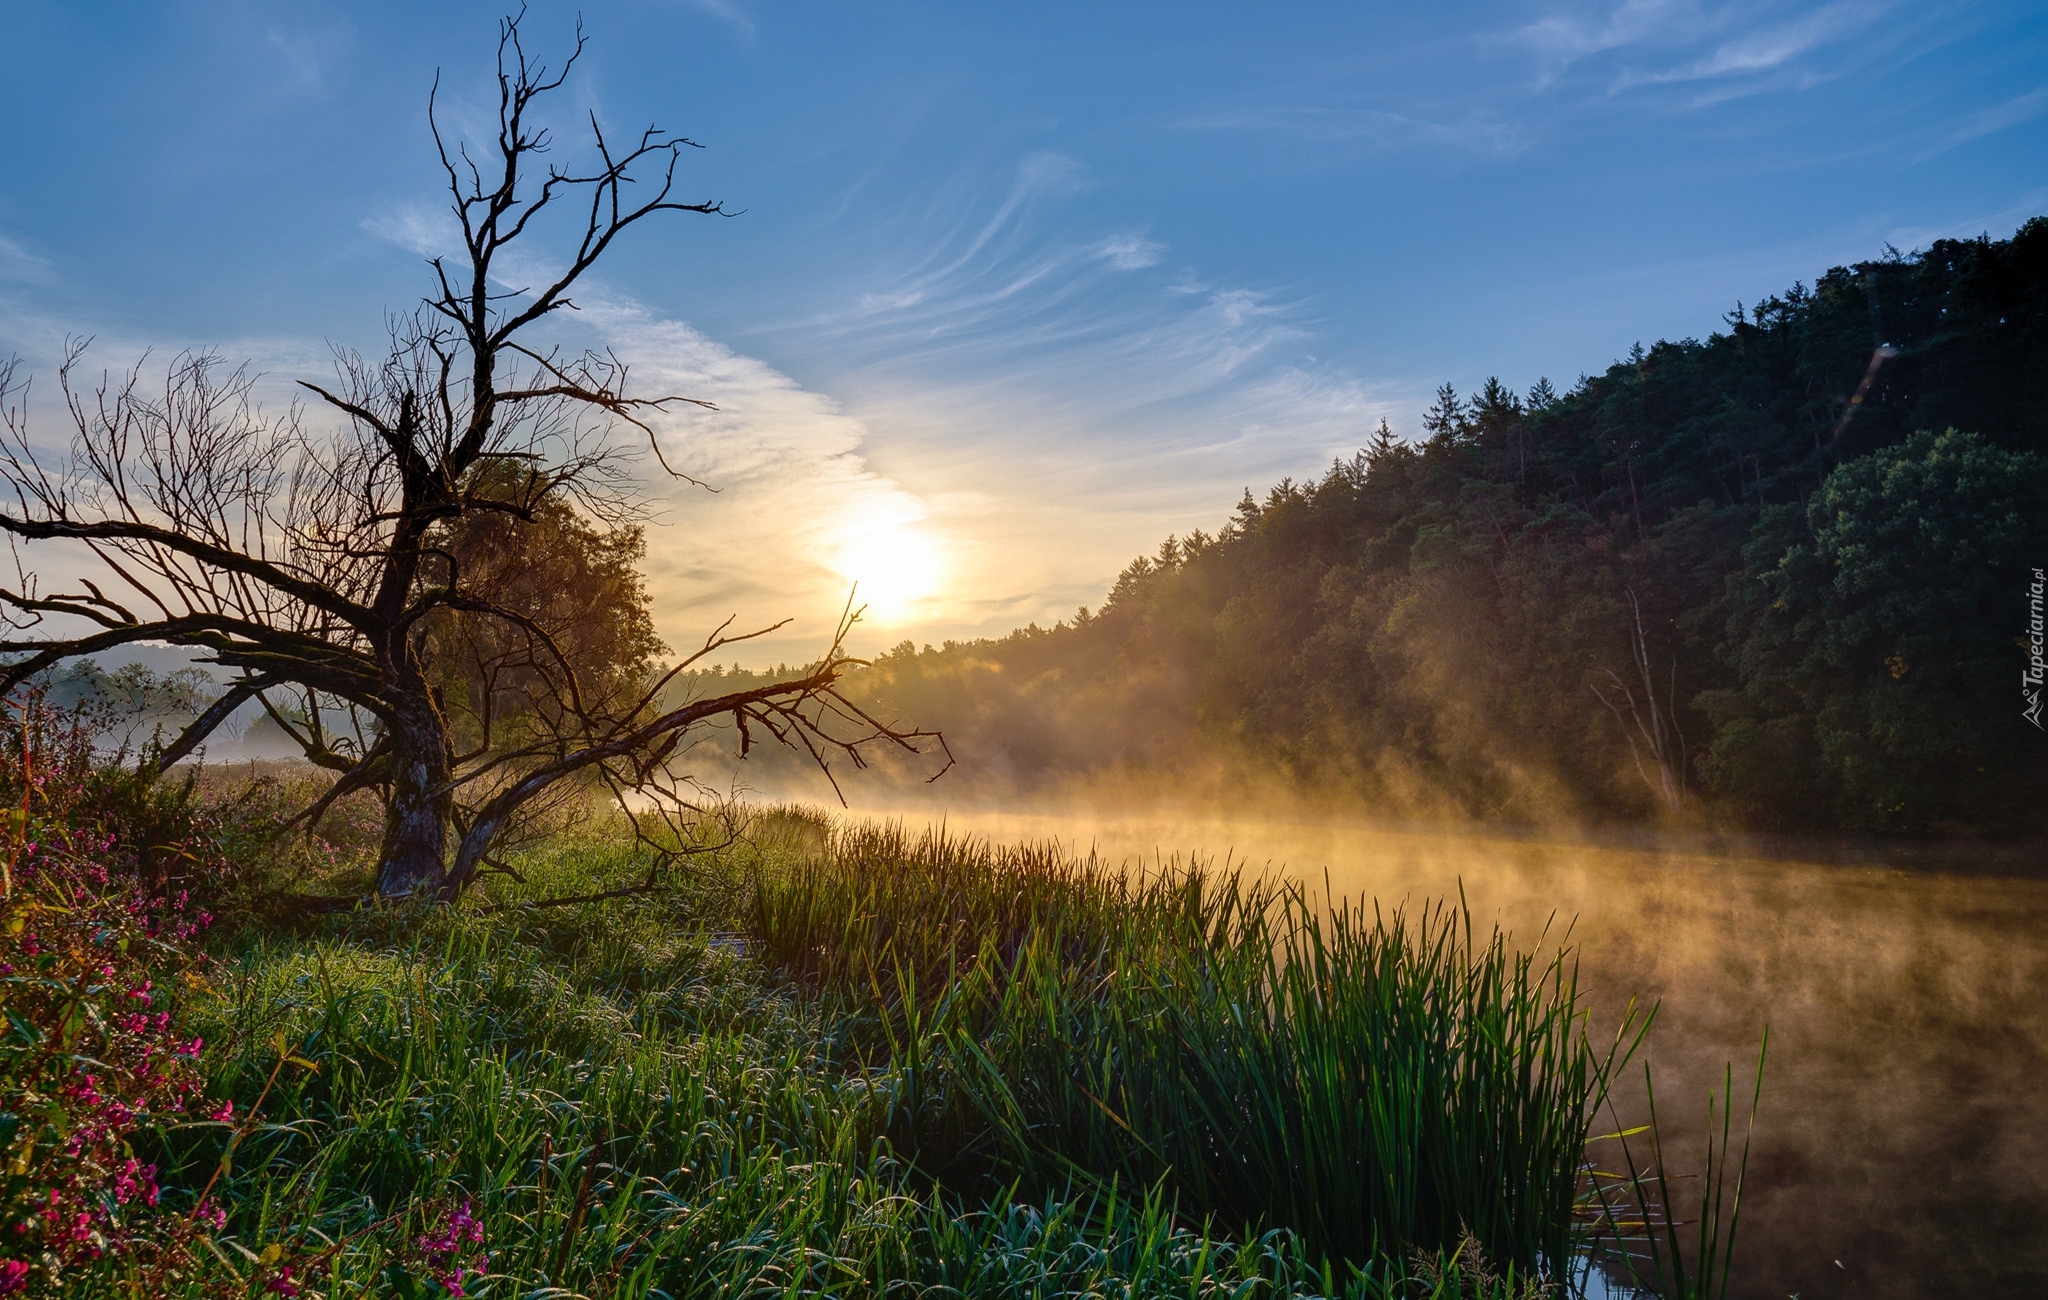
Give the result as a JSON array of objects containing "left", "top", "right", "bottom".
[{"left": 832, "top": 799, "right": 2048, "bottom": 1300}]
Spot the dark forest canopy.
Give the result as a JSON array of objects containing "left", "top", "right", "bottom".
[{"left": 687, "top": 219, "right": 2048, "bottom": 835}]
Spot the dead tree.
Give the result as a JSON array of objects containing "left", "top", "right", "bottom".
[
  {"left": 1591, "top": 587, "right": 1686, "bottom": 814},
  {"left": 0, "top": 14, "right": 943, "bottom": 901}
]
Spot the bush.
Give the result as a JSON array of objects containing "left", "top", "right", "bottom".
[{"left": 0, "top": 699, "right": 226, "bottom": 1292}]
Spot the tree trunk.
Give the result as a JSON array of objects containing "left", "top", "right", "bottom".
[{"left": 376, "top": 695, "right": 452, "bottom": 899}]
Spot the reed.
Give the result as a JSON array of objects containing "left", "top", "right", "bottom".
[
  {"left": 1585, "top": 1034, "right": 1768, "bottom": 1300},
  {"left": 751, "top": 820, "right": 1647, "bottom": 1283}
]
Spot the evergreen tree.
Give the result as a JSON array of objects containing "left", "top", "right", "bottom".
[{"left": 1422, "top": 383, "right": 1466, "bottom": 441}]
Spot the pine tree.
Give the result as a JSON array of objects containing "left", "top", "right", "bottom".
[
  {"left": 1474, "top": 377, "right": 1521, "bottom": 426},
  {"left": 1366, "top": 417, "right": 1400, "bottom": 462},
  {"left": 1423, "top": 383, "right": 1466, "bottom": 441}
]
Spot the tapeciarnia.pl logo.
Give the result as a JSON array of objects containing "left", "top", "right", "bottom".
[{"left": 2027, "top": 567, "right": 2046, "bottom": 731}]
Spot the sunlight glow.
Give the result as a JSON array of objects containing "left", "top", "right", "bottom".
[{"left": 829, "top": 515, "right": 948, "bottom": 625}]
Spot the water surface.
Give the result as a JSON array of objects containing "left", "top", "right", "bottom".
[{"left": 844, "top": 803, "right": 2048, "bottom": 1300}]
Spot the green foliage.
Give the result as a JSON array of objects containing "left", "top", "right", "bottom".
[
  {"left": 29, "top": 661, "right": 219, "bottom": 720},
  {"left": 0, "top": 809, "right": 1625, "bottom": 1297},
  {"left": 699, "top": 220, "right": 2048, "bottom": 835},
  {"left": 1588, "top": 1040, "right": 1766, "bottom": 1300},
  {"left": 1699, "top": 430, "right": 2048, "bottom": 830},
  {"left": 752, "top": 822, "right": 1642, "bottom": 1282},
  {"left": 426, "top": 466, "right": 670, "bottom": 747}
]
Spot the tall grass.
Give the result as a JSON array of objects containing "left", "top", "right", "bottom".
[
  {"left": 107, "top": 812, "right": 1559, "bottom": 1298},
  {"left": 1586, "top": 1038, "right": 1767, "bottom": 1300},
  {"left": 752, "top": 821, "right": 1648, "bottom": 1283}
]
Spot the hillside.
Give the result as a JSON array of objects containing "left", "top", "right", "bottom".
[{"left": 687, "top": 219, "right": 2048, "bottom": 835}]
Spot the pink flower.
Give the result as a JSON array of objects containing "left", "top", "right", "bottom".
[
  {"left": 0, "top": 1259, "right": 31, "bottom": 1294},
  {"left": 112, "top": 1166, "right": 138, "bottom": 1205},
  {"left": 208, "top": 1100, "right": 234, "bottom": 1123}
]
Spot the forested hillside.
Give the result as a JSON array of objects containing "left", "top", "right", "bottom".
[{"left": 696, "top": 221, "right": 2048, "bottom": 834}]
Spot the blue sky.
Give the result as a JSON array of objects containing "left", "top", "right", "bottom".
[{"left": 2, "top": 1, "right": 2043, "bottom": 661}]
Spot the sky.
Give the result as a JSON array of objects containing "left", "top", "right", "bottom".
[{"left": 1, "top": 1, "right": 2043, "bottom": 664}]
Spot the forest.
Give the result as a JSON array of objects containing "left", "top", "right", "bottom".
[{"left": 688, "top": 219, "right": 2048, "bottom": 835}]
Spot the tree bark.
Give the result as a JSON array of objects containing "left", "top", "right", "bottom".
[{"left": 378, "top": 694, "right": 452, "bottom": 899}]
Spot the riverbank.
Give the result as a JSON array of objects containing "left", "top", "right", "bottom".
[{"left": 67, "top": 804, "right": 1685, "bottom": 1297}]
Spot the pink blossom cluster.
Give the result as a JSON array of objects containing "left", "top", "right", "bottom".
[
  {"left": 415, "top": 1200, "right": 490, "bottom": 1297},
  {"left": 1, "top": 698, "right": 234, "bottom": 1293}
]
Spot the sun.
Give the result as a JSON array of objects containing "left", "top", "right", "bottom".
[{"left": 829, "top": 517, "right": 947, "bottom": 625}]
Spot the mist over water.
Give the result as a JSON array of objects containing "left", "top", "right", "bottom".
[{"left": 836, "top": 800, "right": 2048, "bottom": 1300}]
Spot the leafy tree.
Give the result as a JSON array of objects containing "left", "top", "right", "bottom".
[
  {"left": 35, "top": 660, "right": 219, "bottom": 718},
  {"left": 1699, "top": 430, "right": 2048, "bottom": 830},
  {"left": 423, "top": 468, "right": 668, "bottom": 751}
]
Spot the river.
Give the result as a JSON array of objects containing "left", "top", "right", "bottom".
[{"left": 838, "top": 801, "right": 2048, "bottom": 1299}]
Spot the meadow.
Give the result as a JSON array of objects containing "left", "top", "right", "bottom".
[{"left": 4, "top": 774, "right": 1767, "bottom": 1299}]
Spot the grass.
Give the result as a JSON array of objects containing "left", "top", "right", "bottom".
[
  {"left": 98, "top": 805, "right": 1683, "bottom": 1298},
  {"left": 752, "top": 821, "right": 1642, "bottom": 1279}
]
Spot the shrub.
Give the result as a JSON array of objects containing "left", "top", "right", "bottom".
[{"left": 0, "top": 699, "right": 226, "bottom": 1293}]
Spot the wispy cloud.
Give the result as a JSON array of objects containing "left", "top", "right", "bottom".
[
  {"left": 1612, "top": 1, "right": 1879, "bottom": 91},
  {"left": 346, "top": 215, "right": 945, "bottom": 655},
  {"left": 684, "top": 0, "right": 756, "bottom": 40},
  {"left": 259, "top": 13, "right": 355, "bottom": 92},
  {"left": 0, "top": 231, "right": 55, "bottom": 286},
  {"left": 1167, "top": 2, "right": 1897, "bottom": 162},
  {"left": 784, "top": 151, "right": 1296, "bottom": 387},
  {"left": 720, "top": 148, "right": 1417, "bottom": 639},
  {"left": 1098, "top": 233, "right": 1167, "bottom": 270},
  {"left": 1515, "top": 0, "right": 1696, "bottom": 83},
  {"left": 360, "top": 203, "right": 450, "bottom": 259},
  {"left": 1914, "top": 85, "right": 2048, "bottom": 161},
  {"left": 1510, "top": 0, "right": 1893, "bottom": 96},
  {"left": 1173, "top": 104, "right": 1522, "bottom": 157}
]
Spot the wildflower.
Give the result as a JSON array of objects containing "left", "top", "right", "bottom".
[
  {"left": 110, "top": 1159, "right": 156, "bottom": 1206},
  {"left": 209, "top": 1100, "right": 235, "bottom": 1123},
  {"left": 0, "top": 1259, "right": 30, "bottom": 1294}
]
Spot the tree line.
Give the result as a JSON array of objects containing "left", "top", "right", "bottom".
[{"left": 716, "top": 221, "right": 2048, "bottom": 834}]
